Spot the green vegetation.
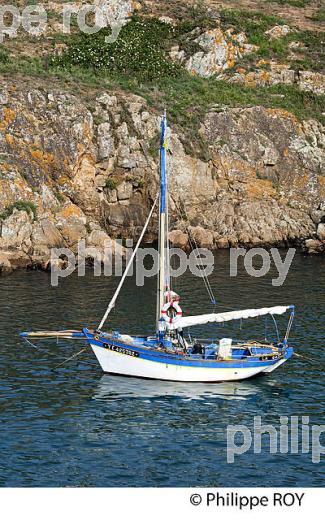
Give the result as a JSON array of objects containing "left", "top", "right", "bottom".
[
  {"left": 0, "top": 48, "right": 9, "bottom": 64},
  {"left": 219, "top": 9, "right": 291, "bottom": 63},
  {"left": 175, "top": 2, "right": 216, "bottom": 33},
  {"left": 286, "top": 30, "right": 325, "bottom": 72},
  {"left": 143, "top": 74, "right": 325, "bottom": 150},
  {"left": 104, "top": 178, "right": 117, "bottom": 191},
  {"left": 54, "top": 191, "right": 65, "bottom": 204},
  {"left": 310, "top": 7, "right": 325, "bottom": 22},
  {"left": 0, "top": 55, "right": 45, "bottom": 75},
  {"left": 51, "top": 15, "right": 180, "bottom": 81},
  {"left": 0, "top": 200, "right": 37, "bottom": 221},
  {"left": 1, "top": 55, "right": 324, "bottom": 158},
  {"left": 220, "top": 9, "right": 286, "bottom": 46},
  {"left": 269, "top": 0, "right": 310, "bottom": 7},
  {"left": 148, "top": 135, "right": 160, "bottom": 158},
  {"left": 0, "top": 11, "right": 324, "bottom": 158},
  {"left": 220, "top": 8, "right": 325, "bottom": 70}
]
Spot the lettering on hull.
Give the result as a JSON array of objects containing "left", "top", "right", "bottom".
[{"left": 103, "top": 343, "right": 140, "bottom": 358}]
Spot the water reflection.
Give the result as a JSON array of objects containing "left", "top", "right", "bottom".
[{"left": 93, "top": 374, "right": 259, "bottom": 401}]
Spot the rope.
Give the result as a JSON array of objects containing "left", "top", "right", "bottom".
[
  {"left": 53, "top": 348, "right": 88, "bottom": 369},
  {"left": 264, "top": 315, "right": 268, "bottom": 342},
  {"left": 270, "top": 313, "right": 280, "bottom": 342},
  {"left": 293, "top": 352, "right": 319, "bottom": 363},
  {"left": 23, "top": 338, "right": 99, "bottom": 368},
  {"left": 174, "top": 197, "right": 217, "bottom": 306},
  {"left": 98, "top": 193, "right": 159, "bottom": 331},
  {"left": 188, "top": 230, "right": 216, "bottom": 304},
  {"left": 24, "top": 337, "right": 68, "bottom": 358},
  {"left": 166, "top": 137, "right": 216, "bottom": 307},
  {"left": 285, "top": 311, "right": 294, "bottom": 341}
]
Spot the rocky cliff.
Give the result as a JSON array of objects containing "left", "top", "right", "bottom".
[{"left": 0, "top": 1, "right": 324, "bottom": 274}]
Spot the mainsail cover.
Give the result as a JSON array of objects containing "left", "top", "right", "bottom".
[{"left": 168, "top": 306, "right": 291, "bottom": 330}]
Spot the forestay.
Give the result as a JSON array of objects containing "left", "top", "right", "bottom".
[{"left": 167, "top": 306, "right": 292, "bottom": 330}]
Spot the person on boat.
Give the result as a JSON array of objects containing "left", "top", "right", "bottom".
[
  {"left": 192, "top": 342, "right": 204, "bottom": 355},
  {"left": 165, "top": 290, "right": 180, "bottom": 302}
]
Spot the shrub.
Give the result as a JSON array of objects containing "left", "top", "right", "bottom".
[
  {"left": 175, "top": 3, "right": 216, "bottom": 35},
  {"left": 310, "top": 8, "right": 325, "bottom": 22},
  {"left": 0, "top": 200, "right": 37, "bottom": 221},
  {"left": 220, "top": 9, "right": 325, "bottom": 70},
  {"left": 287, "top": 30, "right": 325, "bottom": 72},
  {"left": 51, "top": 15, "right": 180, "bottom": 81},
  {"left": 104, "top": 178, "right": 117, "bottom": 191},
  {"left": 0, "top": 48, "right": 9, "bottom": 64},
  {"left": 220, "top": 9, "right": 285, "bottom": 46},
  {"left": 269, "top": 0, "right": 310, "bottom": 6}
]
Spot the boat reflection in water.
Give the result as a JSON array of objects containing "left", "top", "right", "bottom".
[{"left": 93, "top": 374, "right": 261, "bottom": 402}]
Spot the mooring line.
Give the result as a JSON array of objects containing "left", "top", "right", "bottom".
[
  {"left": 293, "top": 352, "right": 318, "bottom": 363},
  {"left": 53, "top": 348, "right": 89, "bottom": 369},
  {"left": 23, "top": 338, "right": 98, "bottom": 369}
]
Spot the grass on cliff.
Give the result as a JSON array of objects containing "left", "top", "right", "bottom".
[
  {"left": 219, "top": 8, "right": 325, "bottom": 72},
  {"left": 50, "top": 9, "right": 325, "bottom": 78},
  {"left": 287, "top": 29, "right": 325, "bottom": 72},
  {"left": 1, "top": 54, "right": 324, "bottom": 159},
  {"left": 0, "top": 48, "right": 10, "bottom": 64},
  {"left": 0, "top": 12, "right": 324, "bottom": 158},
  {"left": 50, "top": 15, "right": 181, "bottom": 81},
  {"left": 0, "top": 200, "right": 37, "bottom": 222},
  {"left": 142, "top": 74, "right": 325, "bottom": 157},
  {"left": 48, "top": 11, "right": 325, "bottom": 132},
  {"left": 310, "top": 7, "right": 325, "bottom": 22},
  {"left": 268, "top": 0, "right": 310, "bottom": 7},
  {"left": 219, "top": 9, "right": 287, "bottom": 46}
]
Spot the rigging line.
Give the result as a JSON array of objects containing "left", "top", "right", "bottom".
[
  {"left": 53, "top": 348, "right": 88, "bottom": 369},
  {"left": 98, "top": 193, "right": 159, "bottom": 331},
  {"left": 293, "top": 352, "right": 319, "bottom": 363},
  {"left": 186, "top": 222, "right": 216, "bottom": 304},
  {"left": 185, "top": 229, "right": 214, "bottom": 303},
  {"left": 270, "top": 313, "right": 280, "bottom": 342},
  {"left": 173, "top": 195, "right": 216, "bottom": 303},
  {"left": 265, "top": 315, "right": 268, "bottom": 342},
  {"left": 23, "top": 338, "right": 99, "bottom": 367},
  {"left": 24, "top": 337, "right": 67, "bottom": 357},
  {"left": 285, "top": 311, "right": 294, "bottom": 341}
]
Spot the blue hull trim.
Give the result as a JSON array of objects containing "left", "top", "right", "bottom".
[{"left": 83, "top": 330, "right": 293, "bottom": 370}]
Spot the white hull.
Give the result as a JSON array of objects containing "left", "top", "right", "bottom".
[
  {"left": 260, "top": 357, "right": 287, "bottom": 373},
  {"left": 91, "top": 345, "right": 273, "bottom": 382}
]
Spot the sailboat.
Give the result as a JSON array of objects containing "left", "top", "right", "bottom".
[{"left": 20, "top": 114, "right": 295, "bottom": 382}]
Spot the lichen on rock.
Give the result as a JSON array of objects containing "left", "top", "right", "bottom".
[{"left": 1, "top": 76, "right": 325, "bottom": 275}]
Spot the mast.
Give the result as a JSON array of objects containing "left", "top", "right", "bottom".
[{"left": 156, "top": 113, "right": 170, "bottom": 328}]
